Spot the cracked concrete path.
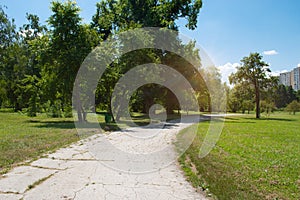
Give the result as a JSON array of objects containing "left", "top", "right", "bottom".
[{"left": 0, "top": 117, "right": 207, "bottom": 200}]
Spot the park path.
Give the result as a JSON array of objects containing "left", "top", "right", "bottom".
[{"left": 0, "top": 117, "right": 207, "bottom": 200}]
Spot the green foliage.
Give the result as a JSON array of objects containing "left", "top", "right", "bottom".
[
  {"left": 275, "top": 84, "right": 288, "bottom": 108},
  {"left": 260, "top": 100, "right": 275, "bottom": 117},
  {"left": 21, "top": 75, "right": 42, "bottom": 117},
  {"left": 92, "top": 0, "right": 203, "bottom": 34},
  {"left": 229, "top": 53, "right": 271, "bottom": 118},
  {"left": 63, "top": 106, "right": 73, "bottom": 118},
  {"left": 227, "top": 82, "right": 254, "bottom": 113},
  {"left": 0, "top": 6, "right": 16, "bottom": 48},
  {"left": 285, "top": 100, "right": 300, "bottom": 115},
  {"left": 45, "top": 100, "right": 62, "bottom": 118},
  {"left": 203, "top": 66, "right": 227, "bottom": 113},
  {"left": 0, "top": 0, "right": 205, "bottom": 119},
  {"left": 286, "top": 85, "right": 297, "bottom": 103}
]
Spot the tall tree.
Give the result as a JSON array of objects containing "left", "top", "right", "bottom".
[
  {"left": 275, "top": 84, "right": 288, "bottom": 108},
  {"left": 47, "top": 1, "right": 99, "bottom": 121},
  {"left": 229, "top": 53, "right": 270, "bottom": 118},
  {"left": 0, "top": 6, "right": 17, "bottom": 108},
  {"left": 91, "top": 0, "right": 205, "bottom": 116},
  {"left": 17, "top": 14, "right": 48, "bottom": 115}
]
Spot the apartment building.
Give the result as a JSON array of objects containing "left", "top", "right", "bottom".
[
  {"left": 279, "top": 66, "right": 300, "bottom": 91},
  {"left": 293, "top": 67, "right": 300, "bottom": 91},
  {"left": 279, "top": 71, "right": 291, "bottom": 86}
]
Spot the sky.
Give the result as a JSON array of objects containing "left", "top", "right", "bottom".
[{"left": 1, "top": 0, "right": 300, "bottom": 83}]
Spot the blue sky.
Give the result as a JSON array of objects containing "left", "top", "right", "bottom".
[{"left": 2, "top": 0, "right": 300, "bottom": 82}]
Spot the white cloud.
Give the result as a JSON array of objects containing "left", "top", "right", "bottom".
[
  {"left": 270, "top": 70, "right": 288, "bottom": 77},
  {"left": 263, "top": 50, "right": 278, "bottom": 56},
  {"left": 298, "top": 63, "right": 300, "bottom": 68},
  {"left": 217, "top": 62, "right": 239, "bottom": 85}
]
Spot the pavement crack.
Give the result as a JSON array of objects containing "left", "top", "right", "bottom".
[
  {"left": 30, "top": 165, "right": 64, "bottom": 171},
  {"left": 49, "top": 158, "right": 97, "bottom": 161},
  {"left": 71, "top": 165, "right": 97, "bottom": 200},
  {"left": 0, "top": 191, "right": 20, "bottom": 195},
  {"left": 24, "top": 173, "right": 55, "bottom": 192}
]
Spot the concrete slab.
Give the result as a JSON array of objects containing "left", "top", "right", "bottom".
[
  {"left": 0, "top": 193, "right": 24, "bottom": 200},
  {"left": 23, "top": 161, "right": 98, "bottom": 200},
  {"left": 0, "top": 166, "right": 57, "bottom": 194}
]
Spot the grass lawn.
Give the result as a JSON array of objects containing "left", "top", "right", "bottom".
[
  {"left": 178, "top": 112, "right": 300, "bottom": 200},
  {"left": 0, "top": 112, "right": 79, "bottom": 174}
]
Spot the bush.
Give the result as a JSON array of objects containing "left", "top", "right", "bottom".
[
  {"left": 63, "top": 106, "right": 73, "bottom": 118},
  {"left": 260, "top": 101, "right": 276, "bottom": 117},
  {"left": 285, "top": 100, "right": 300, "bottom": 115},
  {"left": 46, "top": 100, "right": 62, "bottom": 118}
]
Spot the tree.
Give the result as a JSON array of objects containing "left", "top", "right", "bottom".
[
  {"left": 260, "top": 100, "right": 275, "bottom": 118},
  {"left": 296, "top": 90, "right": 300, "bottom": 101},
  {"left": 203, "top": 66, "right": 226, "bottom": 113},
  {"left": 227, "top": 82, "right": 254, "bottom": 113},
  {"left": 0, "top": 6, "right": 16, "bottom": 50},
  {"left": 17, "top": 14, "right": 47, "bottom": 116},
  {"left": 0, "top": 6, "right": 18, "bottom": 109},
  {"left": 91, "top": 0, "right": 205, "bottom": 117},
  {"left": 47, "top": 1, "right": 99, "bottom": 122},
  {"left": 286, "top": 85, "right": 297, "bottom": 104},
  {"left": 242, "top": 100, "right": 255, "bottom": 114},
  {"left": 260, "top": 75, "right": 278, "bottom": 116},
  {"left": 275, "top": 84, "right": 288, "bottom": 108},
  {"left": 229, "top": 53, "right": 270, "bottom": 118},
  {"left": 285, "top": 100, "right": 300, "bottom": 115},
  {"left": 92, "top": 0, "right": 203, "bottom": 34}
]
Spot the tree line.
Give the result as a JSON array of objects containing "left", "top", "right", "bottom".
[
  {"left": 1, "top": 1, "right": 297, "bottom": 120},
  {"left": 1, "top": 0, "right": 219, "bottom": 121}
]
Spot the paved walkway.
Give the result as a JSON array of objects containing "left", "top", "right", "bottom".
[{"left": 0, "top": 117, "right": 207, "bottom": 200}]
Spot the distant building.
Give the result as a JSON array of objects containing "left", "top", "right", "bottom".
[
  {"left": 279, "top": 71, "right": 291, "bottom": 86},
  {"left": 293, "top": 67, "right": 300, "bottom": 91},
  {"left": 279, "top": 66, "right": 300, "bottom": 91}
]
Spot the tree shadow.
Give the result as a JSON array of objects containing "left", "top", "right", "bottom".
[
  {"left": 222, "top": 116, "right": 295, "bottom": 123},
  {"left": 26, "top": 112, "right": 192, "bottom": 131},
  {"left": 28, "top": 119, "right": 76, "bottom": 129},
  {"left": 247, "top": 117, "right": 295, "bottom": 122}
]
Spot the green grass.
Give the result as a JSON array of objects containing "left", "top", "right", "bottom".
[
  {"left": 177, "top": 112, "right": 300, "bottom": 200},
  {"left": 0, "top": 112, "right": 79, "bottom": 174}
]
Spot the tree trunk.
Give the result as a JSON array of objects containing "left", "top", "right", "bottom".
[
  {"left": 207, "top": 95, "right": 212, "bottom": 113},
  {"left": 77, "top": 106, "right": 83, "bottom": 122},
  {"left": 74, "top": 82, "right": 84, "bottom": 123},
  {"left": 255, "top": 84, "right": 260, "bottom": 119}
]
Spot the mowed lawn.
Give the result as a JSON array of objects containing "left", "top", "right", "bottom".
[
  {"left": 178, "top": 112, "right": 300, "bottom": 200},
  {"left": 0, "top": 112, "right": 80, "bottom": 174}
]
